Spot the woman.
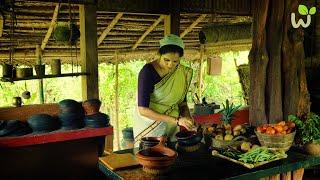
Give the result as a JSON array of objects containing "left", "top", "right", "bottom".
[{"left": 133, "top": 34, "right": 196, "bottom": 144}]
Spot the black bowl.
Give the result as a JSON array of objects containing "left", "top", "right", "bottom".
[{"left": 176, "top": 131, "right": 202, "bottom": 146}]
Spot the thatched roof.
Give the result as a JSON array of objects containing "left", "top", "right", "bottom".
[{"left": 0, "top": 0, "right": 252, "bottom": 65}]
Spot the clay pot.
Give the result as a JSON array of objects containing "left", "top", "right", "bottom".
[
  {"left": 12, "top": 97, "right": 22, "bottom": 107},
  {"left": 2, "top": 64, "right": 14, "bottom": 78},
  {"left": 16, "top": 68, "right": 33, "bottom": 78},
  {"left": 35, "top": 64, "right": 45, "bottom": 76},
  {"left": 51, "top": 59, "right": 61, "bottom": 75},
  {"left": 82, "top": 99, "right": 101, "bottom": 115},
  {"left": 135, "top": 141, "right": 177, "bottom": 174},
  {"left": 304, "top": 142, "right": 320, "bottom": 156}
]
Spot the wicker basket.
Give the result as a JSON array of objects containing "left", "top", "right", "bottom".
[
  {"left": 255, "top": 131, "right": 295, "bottom": 151},
  {"left": 304, "top": 142, "right": 320, "bottom": 156},
  {"left": 211, "top": 136, "right": 247, "bottom": 149}
]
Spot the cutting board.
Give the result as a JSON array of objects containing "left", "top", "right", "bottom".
[{"left": 99, "top": 153, "right": 140, "bottom": 171}]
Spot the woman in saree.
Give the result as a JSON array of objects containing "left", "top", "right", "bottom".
[{"left": 133, "top": 34, "right": 196, "bottom": 144}]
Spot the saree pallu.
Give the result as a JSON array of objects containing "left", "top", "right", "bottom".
[{"left": 133, "top": 64, "right": 192, "bottom": 144}]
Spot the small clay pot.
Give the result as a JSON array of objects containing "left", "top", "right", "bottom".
[
  {"left": 82, "top": 99, "right": 101, "bottom": 115},
  {"left": 139, "top": 136, "right": 167, "bottom": 150},
  {"left": 2, "top": 64, "right": 14, "bottom": 78},
  {"left": 12, "top": 97, "right": 22, "bottom": 107},
  {"left": 35, "top": 64, "right": 45, "bottom": 76}
]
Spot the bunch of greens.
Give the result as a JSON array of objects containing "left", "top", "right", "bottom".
[
  {"left": 238, "top": 147, "right": 286, "bottom": 164},
  {"left": 288, "top": 113, "right": 320, "bottom": 144},
  {"left": 220, "top": 148, "right": 242, "bottom": 159}
]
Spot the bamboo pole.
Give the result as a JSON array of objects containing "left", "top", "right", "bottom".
[
  {"left": 36, "top": 45, "right": 44, "bottom": 104},
  {"left": 115, "top": 52, "right": 120, "bottom": 150},
  {"left": 198, "top": 44, "right": 205, "bottom": 100}
]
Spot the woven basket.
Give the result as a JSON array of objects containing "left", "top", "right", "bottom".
[
  {"left": 211, "top": 136, "right": 247, "bottom": 149},
  {"left": 255, "top": 131, "right": 295, "bottom": 151}
]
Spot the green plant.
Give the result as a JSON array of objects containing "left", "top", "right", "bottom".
[
  {"left": 288, "top": 113, "right": 320, "bottom": 144},
  {"left": 219, "top": 99, "right": 241, "bottom": 125}
]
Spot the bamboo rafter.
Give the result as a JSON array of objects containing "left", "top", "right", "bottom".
[
  {"left": 180, "top": 14, "right": 207, "bottom": 38},
  {"left": 132, "top": 15, "right": 165, "bottom": 50},
  {"left": 41, "top": 4, "right": 60, "bottom": 50},
  {"left": 0, "top": 11, "right": 3, "bottom": 38},
  {"left": 97, "top": 12, "right": 123, "bottom": 46}
]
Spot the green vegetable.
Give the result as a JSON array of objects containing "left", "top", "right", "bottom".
[
  {"left": 288, "top": 113, "right": 320, "bottom": 144},
  {"left": 219, "top": 99, "right": 241, "bottom": 124},
  {"left": 238, "top": 147, "right": 286, "bottom": 164}
]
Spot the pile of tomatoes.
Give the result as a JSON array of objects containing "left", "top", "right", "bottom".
[{"left": 256, "top": 121, "right": 295, "bottom": 135}]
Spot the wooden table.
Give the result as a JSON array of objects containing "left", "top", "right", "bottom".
[{"left": 98, "top": 144, "right": 320, "bottom": 180}]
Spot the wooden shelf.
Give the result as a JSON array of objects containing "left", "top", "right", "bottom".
[{"left": 1, "top": 72, "right": 88, "bottom": 82}]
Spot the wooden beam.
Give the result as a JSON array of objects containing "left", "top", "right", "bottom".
[
  {"left": 0, "top": 11, "right": 3, "bottom": 38},
  {"left": 41, "top": 4, "right": 60, "bottom": 50},
  {"left": 180, "top": 14, "right": 207, "bottom": 38},
  {"left": 97, "top": 13, "right": 123, "bottom": 46},
  {"left": 132, "top": 15, "right": 164, "bottom": 50},
  {"left": 80, "top": 4, "right": 99, "bottom": 100}
]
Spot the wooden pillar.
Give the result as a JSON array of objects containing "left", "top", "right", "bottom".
[
  {"left": 79, "top": 4, "right": 99, "bottom": 100},
  {"left": 36, "top": 45, "right": 44, "bottom": 104}
]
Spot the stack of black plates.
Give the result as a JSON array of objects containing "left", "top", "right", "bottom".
[
  {"left": 27, "top": 114, "right": 60, "bottom": 134},
  {"left": 84, "top": 112, "right": 110, "bottom": 128},
  {"left": 58, "top": 99, "right": 84, "bottom": 130},
  {"left": 0, "top": 120, "right": 32, "bottom": 137}
]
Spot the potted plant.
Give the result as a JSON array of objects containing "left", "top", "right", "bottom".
[{"left": 288, "top": 113, "right": 320, "bottom": 155}]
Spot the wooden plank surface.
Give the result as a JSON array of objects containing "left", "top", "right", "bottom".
[
  {"left": 99, "top": 153, "right": 140, "bottom": 171},
  {"left": 0, "top": 103, "right": 60, "bottom": 121}
]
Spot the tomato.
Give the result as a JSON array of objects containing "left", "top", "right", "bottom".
[
  {"left": 274, "top": 125, "right": 284, "bottom": 133},
  {"left": 277, "top": 121, "right": 286, "bottom": 126}
]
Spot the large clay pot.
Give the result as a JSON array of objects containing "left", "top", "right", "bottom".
[{"left": 135, "top": 140, "right": 177, "bottom": 175}]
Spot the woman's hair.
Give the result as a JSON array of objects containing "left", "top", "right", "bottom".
[{"left": 159, "top": 45, "right": 184, "bottom": 57}]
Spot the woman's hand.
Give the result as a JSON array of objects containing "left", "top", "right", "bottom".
[{"left": 178, "top": 117, "right": 197, "bottom": 131}]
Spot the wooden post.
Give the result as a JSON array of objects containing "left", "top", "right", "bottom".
[
  {"left": 281, "top": 172, "right": 292, "bottom": 180},
  {"left": 79, "top": 4, "right": 99, "bottom": 100},
  {"left": 114, "top": 53, "right": 120, "bottom": 150},
  {"left": 36, "top": 45, "right": 44, "bottom": 104},
  {"left": 198, "top": 44, "right": 205, "bottom": 99}
]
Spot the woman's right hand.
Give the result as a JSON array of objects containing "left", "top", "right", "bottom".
[{"left": 178, "top": 117, "right": 197, "bottom": 131}]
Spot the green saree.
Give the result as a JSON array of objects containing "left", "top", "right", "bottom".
[{"left": 133, "top": 64, "right": 193, "bottom": 144}]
